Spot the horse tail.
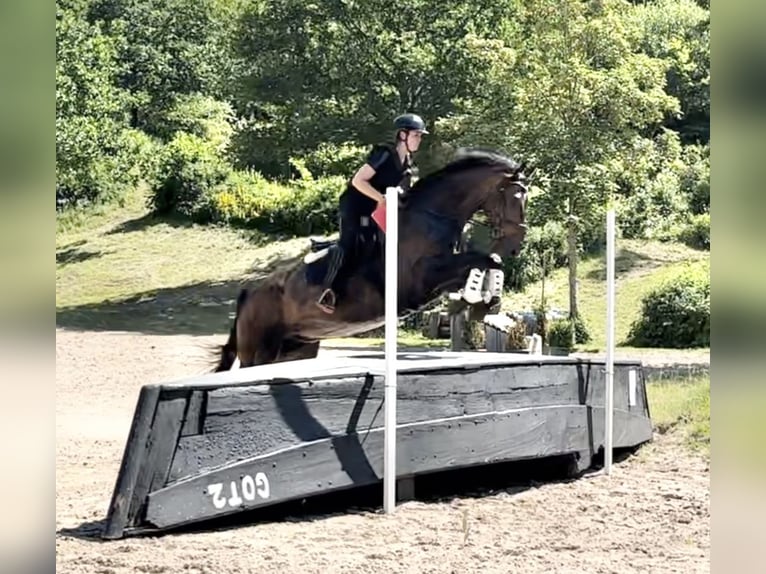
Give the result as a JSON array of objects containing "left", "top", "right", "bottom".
[{"left": 213, "top": 288, "right": 249, "bottom": 372}]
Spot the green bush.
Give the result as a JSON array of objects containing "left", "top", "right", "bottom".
[
  {"left": 505, "top": 320, "right": 529, "bottom": 351},
  {"left": 626, "top": 264, "right": 710, "bottom": 348},
  {"left": 150, "top": 132, "right": 232, "bottom": 217},
  {"left": 56, "top": 118, "right": 150, "bottom": 209},
  {"left": 679, "top": 213, "right": 710, "bottom": 250},
  {"left": 680, "top": 144, "right": 710, "bottom": 215},
  {"left": 573, "top": 314, "right": 592, "bottom": 344},
  {"left": 547, "top": 319, "right": 575, "bottom": 350},
  {"left": 201, "top": 166, "right": 346, "bottom": 235},
  {"left": 503, "top": 221, "right": 568, "bottom": 291}
]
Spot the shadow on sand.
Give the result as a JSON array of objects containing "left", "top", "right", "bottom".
[{"left": 56, "top": 252, "right": 307, "bottom": 336}]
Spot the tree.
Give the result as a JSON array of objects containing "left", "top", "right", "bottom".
[
  {"left": 230, "top": 0, "right": 516, "bottom": 177},
  {"left": 56, "top": 0, "right": 137, "bottom": 207},
  {"left": 440, "top": 0, "right": 679, "bottom": 334},
  {"left": 628, "top": 0, "right": 709, "bottom": 143},
  {"left": 88, "top": 0, "right": 243, "bottom": 137}
]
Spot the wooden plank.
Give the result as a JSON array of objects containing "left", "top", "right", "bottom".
[
  {"left": 144, "top": 405, "right": 590, "bottom": 530},
  {"left": 125, "top": 394, "right": 189, "bottom": 525},
  {"left": 589, "top": 407, "right": 654, "bottom": 451},
  {"left": 180, "top": 391, "right": 205, "bottom": 437},
  {"left": 104, "top": 355, "right": 653, "bottom": 536},
  {"left": 102, "top": 385, "right": 161, "bottom": 540},
  {"left": 166, "top": 366, "right": 581, "bottom": 483}
]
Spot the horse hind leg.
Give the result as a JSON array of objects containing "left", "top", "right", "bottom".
[
  {"left": 274, "top": 339, "right": 320, "bottom": 363},
  {"left": 238, "top": 326, "right": 285, "bottom": 368}
]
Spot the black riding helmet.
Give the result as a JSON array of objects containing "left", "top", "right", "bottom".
[{"left": 394, "top": 113, "right": 429, "bottom": 134}]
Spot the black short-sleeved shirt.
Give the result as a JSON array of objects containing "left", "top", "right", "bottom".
[{"left": 340, "top": 143, "right": 412, "bottom": 216}]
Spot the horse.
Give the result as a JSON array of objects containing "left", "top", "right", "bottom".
[{"left": 213, "top": 148, "right": 530, "bottom": 370}]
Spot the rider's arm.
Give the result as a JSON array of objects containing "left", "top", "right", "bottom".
[{"left": 351, "top": 164, "right": 386, "bottom": 204}]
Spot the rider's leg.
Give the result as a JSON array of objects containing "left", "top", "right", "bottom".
[{"left": 316, "top": 206, "right": 359, "bottom": 313}]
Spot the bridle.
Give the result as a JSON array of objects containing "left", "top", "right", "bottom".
[{"left": 467, "top": 173, "right": 529, "bottom": 238}]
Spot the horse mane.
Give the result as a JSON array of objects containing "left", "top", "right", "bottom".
[{"left": 408, "top": 148, "right": 522, "bottom": 196}]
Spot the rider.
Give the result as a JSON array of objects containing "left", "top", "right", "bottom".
[{"left": 316, "top": 113, "right": 429, "bottom": 313}]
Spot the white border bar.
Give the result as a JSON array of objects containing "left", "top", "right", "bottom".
[
  {"left": 605, "top": 208, "right": 616, "bottom": 474},
  {"left": 383, "top": 189, "right": 399, "bottom": 512}
]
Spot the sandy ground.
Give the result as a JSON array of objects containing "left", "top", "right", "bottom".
[{"left": 55, "top": 329, "right": 709, "bottom": 574}]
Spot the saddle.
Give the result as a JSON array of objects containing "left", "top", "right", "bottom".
[{"left": 309, "top": 237, "right": 336, "bottom": 252}]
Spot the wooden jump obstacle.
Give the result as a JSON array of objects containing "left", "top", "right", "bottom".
[{"left": 102, "top": 351, "right": 653, "bottom": 539}]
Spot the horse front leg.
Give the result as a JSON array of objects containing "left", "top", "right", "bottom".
[{"left": 423, "top": 251, "right": 505, "bottom": 305}]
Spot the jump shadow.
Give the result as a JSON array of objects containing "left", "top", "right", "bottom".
[
  {"left": 57, "top": 520, "right": 108, "bottom": 542},
  {"left": 56, "top": 278, "right": 247, "bottom": 335},
  {"left": 106, "top": 213, "right": 296, "bottom": 249},
  {"left": 105, "top": 213, "right": 194, "bottom": 235},
  {"left": 56, "top": 246, "right": 108, "bottom": 266},
  {"left": 55, "top": 251, "right": 308, "bottom": 336}
]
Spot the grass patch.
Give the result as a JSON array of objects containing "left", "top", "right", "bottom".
[
  {"left": 56, "top": 186, "right": 314, "bottom": 334},
  {"left": 57, "top": 187, "right": 710, "bottom": 350},
  {"left": 503, "top": 239, "right": 710, "bottom": 351},
  {"left": 646, "top": 375, "right": 710, "bottom": 454},
  {"left": 325, "top": 329, "right": 450, "bottom": 350}
]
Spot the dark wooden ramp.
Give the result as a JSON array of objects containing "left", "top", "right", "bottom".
[{"left": 101, "top": 352, "right": 653, "bottom": 539}]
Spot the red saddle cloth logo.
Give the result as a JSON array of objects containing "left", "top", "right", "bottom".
[{"left": 372, "top": 204, "right": 386, "bottom": 233}]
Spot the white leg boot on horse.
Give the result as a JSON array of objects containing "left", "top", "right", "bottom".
[
  {"left": 483, "top": 253, "right": 504, "bottom": 303},
  {"left": 461, "top": 267, "right": 486, "bottom": 304}
]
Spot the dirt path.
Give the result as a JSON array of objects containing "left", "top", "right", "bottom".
[{"left": 55, "top": 329, "right": 709, "bottom": 574}]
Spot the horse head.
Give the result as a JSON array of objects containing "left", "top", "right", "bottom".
[
  {"left": 404, "top": 148, "right": 530, "bottom": 258},
  {"left": 481, "top": 160, "right": 531, "bottom": 258}
]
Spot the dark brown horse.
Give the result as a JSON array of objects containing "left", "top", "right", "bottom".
[{"left": 214, "top": 149, "right": 530, "bottom": 370}]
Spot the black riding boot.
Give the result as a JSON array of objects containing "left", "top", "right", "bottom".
[{"left": 316, "top": 246, "right": 345, "bottom": 313}]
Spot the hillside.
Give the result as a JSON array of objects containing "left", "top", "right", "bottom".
[
  {"left": 500, "top": 241, "right": 710, "bottom": 351},
  {"left": 57, "top": 190, "right": 709, "bottom": 355}
]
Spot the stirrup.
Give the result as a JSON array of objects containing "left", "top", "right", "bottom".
[
  {"left": 463, "top": 268, "right": 486, "bottom": 304},
  {"left": 316, "top": 288, "right": 336, "bottom": 314}
]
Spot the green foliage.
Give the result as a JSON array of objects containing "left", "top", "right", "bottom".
[
  {"left": 679, "top": 213, "right": 710, "bottom": 250},
  {"left": 150, "top": 132, "right": 232, "bottom": 217},
  {"left": 56, "top": 0, "right": 710, "bottom": 269},
  {"left": 545, "top": 315, "right": 590, "bottom": 349},
  {"left": 573, "top": 314, "right": 592, "bottom": 344},
  {"left": 152, "top": 93, "right": 235, "bottom": 148},
  {"left": 629, "top": 0, "right": 710, "bottom": 143},
  {"left": 89, "top": 0, "right": 243, "bottom": 136},
  {"left": 680, "top": 143, "right": 710, "bottom": 214},
  {"left": 504, "top": 320, "right": 529, "bottom": 351},
  {"left": 56, "top": 2, "right": 143, "bottom": 208},
  {"left": 626, "top": 262, "right": 710, "bottom": 348},
  {"left": 505, "top": 218, "right": 567, "bottom": 290},
  {"left": 614, "top": 130, "right": 706, "bottom": 242},
  {"left": 230, "top": 0, "right": 516, "bottom": 177},
  {"left": 202, "top": 167, "right": 346, "bottom": 236},
  {"left": 299, "top": 142, "right": 368, "bottom": 178},
  {"left": 547, "top": 319, "right": 574, "bottom": 351}
]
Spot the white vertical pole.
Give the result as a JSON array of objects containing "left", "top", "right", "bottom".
[
  {"left": 383, "top": 189, "right": 399, "bottom": 512},
  {"left": 604, "top": 208, "right": 616, "bottom": 475}
]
